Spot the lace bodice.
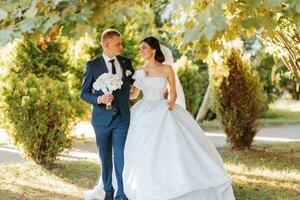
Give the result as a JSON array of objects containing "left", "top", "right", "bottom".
[{"left": 133, "top": 70, "right": 167, "bottom": 100}]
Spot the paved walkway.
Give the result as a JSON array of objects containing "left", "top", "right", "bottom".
[{"left": 1, "top": 123, "right": 300, "bottom": 164}]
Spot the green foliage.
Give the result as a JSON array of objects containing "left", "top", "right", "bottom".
[
  {"left": 253, "top": 53, "right": 282, "bottom": 107},
  {"left": 259, "top": 17, "right": 300, "bottom": 83},
  {"left": 8, "top": 37, "right": 68, "bottom": 80},
  {"left": 63, "top": 36, "right": 93, "bottom": 92},
  {"left": 2, "top": 74, "right": 74, "bottom": 165},
  {"left": 163, "top": 0, "right": 300, "bottom": 62},
  {"left": 275, "top": 65, "right": 300, "bottom": 100},
  {"left": 210, "top": 47, "right": 266, "bottom": 150},
  {"left": 88, "top": 5, "right": 157, "bottom": 68},
  {"left": 0, "top": 0, "right": 153, "bottom": 46},
  {"left": 177, "top": 56, "right": 207, "bottom": 116},
  {"left": 151, "top": 0, "right": 170, "bottom": 28},
  {"left": 88, "top": 20, "right": 141, "bottom": 66},
  {"left": 0, "top": 37, "right": 81, "bottom": 165}
]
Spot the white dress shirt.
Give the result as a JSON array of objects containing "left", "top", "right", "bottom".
[
  {"left": 98, "top": 54, "right": 123, "bottom": 104},
  {"left": 102, "top": 53, "right": 123, "bottom": 79}
]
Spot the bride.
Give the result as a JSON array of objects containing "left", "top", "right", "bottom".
[{"left": 123, "top": 36, "right": 235, "bottom": 200}]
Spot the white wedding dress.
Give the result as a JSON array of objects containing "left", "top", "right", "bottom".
[{"left": 123, "top": 70, "right": 235, "bottom": 200}]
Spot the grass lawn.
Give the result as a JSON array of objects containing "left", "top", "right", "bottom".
[
  {"left": 200, "top": 99, "right": 300, "bottom": 130},
  {"left": 0, "top": 159, "right": 99, "bottom": 200},
  {"left": 221, "top": 142, "right": 300, "bottom": 200},
  {"left": 0, "top": 142, "right": 299, "bottom": 200}
]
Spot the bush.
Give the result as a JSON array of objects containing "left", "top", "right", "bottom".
[
  {"left": 9, "top": 37, "right": 68, "bottom": 80},
  {"left": 177, "top": 56, "right": 207, "bottom": 117},
  {"left": 253, "top": 54, "right": 282, "bottom": 107},
  {"left": 1, "top": 37, "right": 79, "bottom": 165},
  {"left": 210, "top": 47, "right": 266, "bottom": 150},
  {"left": 275, "top": 65, "right": 300, "bottom": 100},
  {"left": 2, "top": 74, "right": 74, "bottom": 165}
]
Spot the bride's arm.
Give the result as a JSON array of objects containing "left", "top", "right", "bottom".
[
  {"left": 166, "top": 66, "right": 177, "bottom": 110},
  {"left": 129, "top": 86, "right": 140, "bottom": 100}
]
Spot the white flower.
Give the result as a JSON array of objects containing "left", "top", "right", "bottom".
[
  {"left": 93, "top": 73, "right": 123, "bottom": 94},
  {"left": 126, "top": 70, "right": 132, "bottom": 77}
]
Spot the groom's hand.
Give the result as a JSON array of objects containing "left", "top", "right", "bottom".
[
  {"left": 98, "top": 94, "right": 114, "bottom": 104},
  {"left": 163, "top": 89, "right": 169, "bottom": 99}
]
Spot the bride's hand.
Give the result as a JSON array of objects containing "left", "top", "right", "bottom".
[{"left": 168, "top": 100, "right": 175, "bottom": 110}]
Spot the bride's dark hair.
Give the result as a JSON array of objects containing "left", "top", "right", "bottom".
[{"left": 140, "top": 36, "right": 165, "bottom": 63}]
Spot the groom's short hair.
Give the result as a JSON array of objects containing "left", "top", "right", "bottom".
[{"left": 101, "top": 29, "right": 121, "bottom": 45}]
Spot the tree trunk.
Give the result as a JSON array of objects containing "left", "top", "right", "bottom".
[
  {"left": 196, "top": 85, "right": 210, "bottom": 122},
  {"left": 275, "top": 30, "right": 300, "bottom": 83}
]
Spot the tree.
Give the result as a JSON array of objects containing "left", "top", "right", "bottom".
[
  {"left": 275, "top": 64, "right": 300, "bottom": 100},
  {"left": 88, "top": 4, "right": 158, "bottom": 67},
  {"left": 195, "top": 85, "right": 210, "bottom": 122},
  {"left": 163, "top": 0, "right": 300, "bottom": 82},
  {"left": 1, "top": 37, "right": 78, "bottom": 165},
  {"left": 258, "top": 18, "right": 300, "bottom": 82},
  {"left": 210, "top": 47, "right": 266, "bottom": 150},
  {"left": 0, "top": 0, "right": 152, "bottom": 46},
  {"left": 177, "top": 56, "right": 207, "bottom": 116},
  {"left": 252, "top": 51, "right": 282, "bottom": 107}
]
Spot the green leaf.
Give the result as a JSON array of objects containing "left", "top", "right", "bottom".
[
  {"left": 195, "top": 7, "right": 211, "bottom": 27},
  {"left": 211, "top": 16, "right": 227, "bottom": 31},
  {"left": 249, "top": 0, "right": 261, "bottom": 8},
  {"left": 183, "top": 25, "right": 201, "bottom": 45},
  {"left": 258, "top": 16, "right": 276, "bottom": 36},
  {"left": 24, "top": 3, "right": 38, "bottom": 19},
  {"left": 62, "top": 4, "right": 77, "bottom": 18},
  {"left": 0, "top": 28, "right": 13, "bottom": 46},
  {"left": 74, "top": 23, "right": 92, "bottom": 36},
  {"left": 263, "top": 0, "right": 286, "bottom": 8},
  {"left": 242, "top": 18, "right": 261, "bottom": 29},
  {"left": 171, "top": 10, "right": 181, "bottom": 20},
  {"left": 203, "top": 22, "right": 215, "bottom": 40},
  {"left": 295, "top": 16, "right": 300, "bottom": 32},
  {"left": 20, "top": 0, "right": 31, "bottom": 8},
  {"left": 173, "top": 0, "right": 192, "bottom": 8},
  {"left": 19, "top": 17, "right": 43, "bottom": 33},
  {"left": 42, "top": 15, "right": 60, "bottom": 33},
  {"left": 296, "top": 0, "right": 300, "bottom": 14},
  {"left": 203, "top": 16, "right": 227, "bottom": 40},
  {"left": 61, "top": 21, "right": 76, "bottom": 36},
  {"left": 3, "top": 2, "right": 19, "bottom": 13},
  {"left": 0, "top": 9, "right": 8, "bottom": 21},
  {"left": 193, "top": 41, "right": 209, "bottom": 60},
  {"left": 19, "top": 19, "right": 37, "bottom": 33}
]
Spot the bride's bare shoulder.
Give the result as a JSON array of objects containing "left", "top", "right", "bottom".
[{"left": 161, "top": 64, "right": 174, "bottom": 72}]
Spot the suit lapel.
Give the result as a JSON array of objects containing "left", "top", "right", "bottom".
[
  {"left": 98, "top": 56, "right": 108, "bottom": 74},
  {"left": 116, "top": 56, "right": 126, "bottom": 81}
]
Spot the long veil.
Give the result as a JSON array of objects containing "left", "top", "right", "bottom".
[{"left": 160, "top": 44, "right": 186, "bottom": 109}]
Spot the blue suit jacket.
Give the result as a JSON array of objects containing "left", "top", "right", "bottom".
[{"left": 80, "top": 55, "right": 135, "bottom": 127}]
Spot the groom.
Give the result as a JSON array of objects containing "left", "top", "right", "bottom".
[{"left": 81, "top": 29, "right": 134, "bottom": 200}]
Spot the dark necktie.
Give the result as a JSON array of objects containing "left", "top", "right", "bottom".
[
  {"left": 108, "top": 59, "right": 119, "bottom": 114},
  {"left": 109, "top": 59, "right": 116, "bottom": 75}
]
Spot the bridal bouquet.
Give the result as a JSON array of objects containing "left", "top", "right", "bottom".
[{"left": 93, "top": 73, "right": 123, "bottom": 110}]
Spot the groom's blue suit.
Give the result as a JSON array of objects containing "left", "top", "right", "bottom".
[{"left": 81, "top": 55, "right": 134, "bottom": 199}]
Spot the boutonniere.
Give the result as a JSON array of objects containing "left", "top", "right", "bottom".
[{"left": 126, "top": 70, "right": 132, "bottom": 77}]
